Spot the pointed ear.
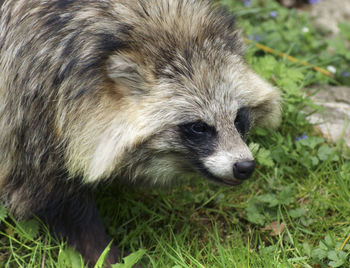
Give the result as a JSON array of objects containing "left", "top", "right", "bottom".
[
  {"left": 251, "top": 89, "right": 282, "bottom": 128},
  {"left": 106, "top": 53, "right": 145, "bottom": 95},
  {"left": 246, "top": 72, "right": 282, "bottom": 128}
]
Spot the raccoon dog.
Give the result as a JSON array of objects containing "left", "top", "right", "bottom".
[{"left": 0, "top": 0, "right": 280, "bottom": 265}]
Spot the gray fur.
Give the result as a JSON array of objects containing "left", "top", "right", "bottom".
[{"left": 0, "top": 0, "right": 281, "bottom": 265}]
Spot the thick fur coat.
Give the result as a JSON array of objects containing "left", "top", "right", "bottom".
[{"left": 0, "top": 0, "right": 280, "bottom": 265}]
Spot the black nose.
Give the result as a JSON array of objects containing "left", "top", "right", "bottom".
[{"left": 233, "top": 160, "right": 256, "bottom": 180}]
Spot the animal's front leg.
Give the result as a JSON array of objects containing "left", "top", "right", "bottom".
[{"left": 40, "top": 187, "right": 121, "bottom": 267}]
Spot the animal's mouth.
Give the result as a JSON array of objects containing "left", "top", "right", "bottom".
[
  {"left": 191, "top": 160, "right": 244, "bottom": 186},
  {"left": 206, "top": 175, "right": 244, "bottom": 186}
]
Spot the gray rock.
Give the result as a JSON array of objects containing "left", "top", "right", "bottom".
[
  {"left": 309, "top": 0, "right": 350, "bottom": 35},
  {"left": 306, "top": 86, "right": 350, "bottom": 148},
  {"left": 304, "top": 1, "right": 350, "bottom": 147}
]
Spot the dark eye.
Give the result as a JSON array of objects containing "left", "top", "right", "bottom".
[
  {"left": 234, "top": 107, "right": 251, "bottom": 138},
  {"left": 179, "top": 120, "right": 216, "bottom": 142},
  {"left": 191, "top": 121, "right": 210, "bottom": 134},
  {"left": 178, "top": 120, "right": 217, "bottom": 155}
]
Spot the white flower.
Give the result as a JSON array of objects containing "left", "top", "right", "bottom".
[
  {"left": 302, "top": 27, "right": 309, "bottom": 33},
  {"left": 327, "top": 65, "right": 337, "bottom": 74}
]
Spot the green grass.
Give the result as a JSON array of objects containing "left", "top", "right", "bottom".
[{"left": 1, "top": 0, "right": 350, "bottom": 267}]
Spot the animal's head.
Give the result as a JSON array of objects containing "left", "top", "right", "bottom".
[{"left": 70, "top": 0, "right": 281, "bottom": 185}]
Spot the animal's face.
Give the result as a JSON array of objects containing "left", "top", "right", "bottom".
[
  {"left": 175, "top": 106, "right": 255, "bottom": 186},
  {"left": 109, "top": 52, "right": 280, "bottom": 186},
  {"left": 177, "top": 106, "right": 255, "bottom": 185}
]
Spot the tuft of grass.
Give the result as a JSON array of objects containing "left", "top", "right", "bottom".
[{"left": 1, "top": 0, "right": 350, "bottom": 267}]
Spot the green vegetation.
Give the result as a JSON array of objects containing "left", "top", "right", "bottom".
[{"left": 1, "top": 0, "right": 349, "bottom": 267}]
